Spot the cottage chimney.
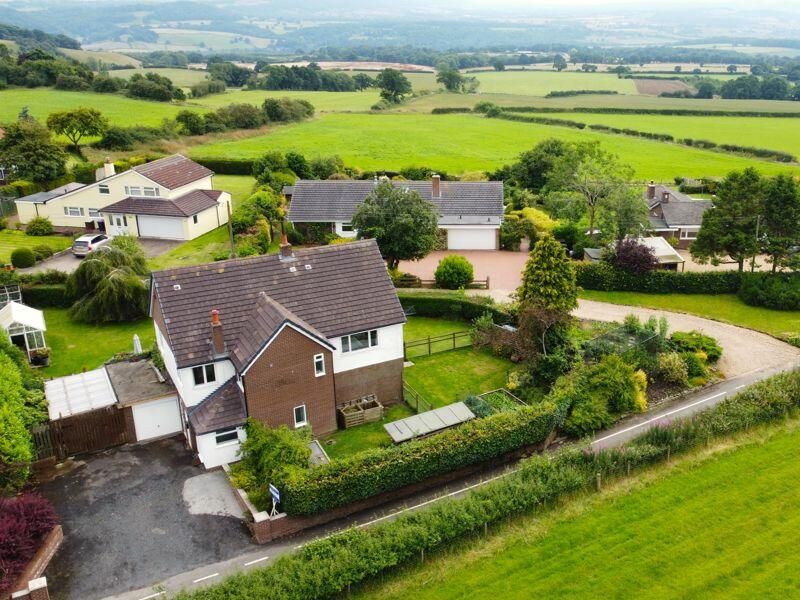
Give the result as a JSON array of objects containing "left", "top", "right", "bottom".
[
  {"left": 647, "top": 181, "right": 656, "bottom": 200},
  {"left": 279, "top": 230, "right": 294, "bottom": 261},
  {"left": 211, "top": 309, "right": 225, "bottom": 355},
  {"left": 662, "top": 190, "right": 670, "bottom": 203},
  {"left": 432, "top": 173, "right": 441, "bottom": 198}
]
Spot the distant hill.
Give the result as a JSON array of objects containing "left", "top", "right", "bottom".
[{"left": 0, "top": 23, "right": 80, "bottom": 53}]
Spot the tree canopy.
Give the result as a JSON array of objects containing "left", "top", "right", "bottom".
[
  {"left": 46, "top": 107, "right": 108, "bottom": 149},
  {"left": 0, "top": 118, "right": 66, "bottom": 183},
  {"left": 375, "top": 68, "right": 413, "bottom": 103},
  {"left": 518, "top": 235, "right": 578, "bottom": 313}
]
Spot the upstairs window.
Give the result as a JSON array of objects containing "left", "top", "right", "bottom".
[
  {"left": 143, "top": 187, "right": 160, "bottom": 197},
  {"left": 314, "top": 353, "right": 325, "bottom": 377},
  {"left": 63, "top": 206, "right": 85, "bottom": 217},
  {"left": 125, "top": 185, "right": 142, "bottom": 196},
  {"left": 192, "top": 363, "right": 216, "bottom": 386},
  {"left": 294, "top": 405, "right": 307, "bottom": 428},
  {"left": 98, "top": 184, "right": 110, "bottom": 195},
  {"left": 341, "top": 329, "right": 378, "bottom": 353}
]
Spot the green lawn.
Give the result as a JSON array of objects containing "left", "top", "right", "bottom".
[
  {"left": 357, "top": 421, "right": 800, "bottom": 600},
  {"left": 319, "top": 404, "right": 416, "bottom": 460},
  {"left": 212, "top": 174, "right": 256, "bottom": 206},
  {"left": 190, "top": 112, "right": 799, "bottom": 179},
  {"left": 404, "top": 316, "right": 471, "bottom": 359},
  {"left": 580, "top": 290, "right": 800, "bottom": 338},
  {"left": 517, "top": 111, "right": 800, "bottom": 158},
  {"left": 404, "top": 347, "right": 512, "bottom": 408},
  {"left": 41, "top": 309, "right": 155, "bottom": 378},
  {"left": 189, "top": 89, "right": 381, "bottom": 112},
  {"left": 471, "top": 70, "right": 637, "bottom": 95},
  {"left": 0, "top": 88, "right": 200, "bottom": 127},
  {"left": 0, "top": 230, "right": 73, "bottom": 264}
]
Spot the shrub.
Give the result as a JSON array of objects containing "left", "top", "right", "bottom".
[
  {"left": 277, "top": 402, "right": 562, "bottom": 515},
  {"left": 738, "top": 273, "right": 800, "bottom": 311},
  {"left": 262, "top": 97, "right": 315, "bottom": 123},
  {"left": 499, "top": 214, "right": 528, "bottom": 251},
  {"left": 21, "top": 284, "right": 70, "bottom": 308},
  {"left": 680, "top": 351, "right": 707, "bottom": 378},
  {"left": 657, "top": 352, "right": 689, "bottom": 386},
  {"left": 93, "top": 126, "right": 135, "bottom": 150},
  {"left": 10, "top": 248, "right": 36, "bottom": 268},
  {"left": 389, "top": 269, "right": 422, "bottom": 288},
  {"left": 605, "top": 239, "right": 659, "bottom": 275},
  {"left": 670, "top": 331, "right": 722, "bottom": 363},
  {"left": 191, "top": 157, "right": 254, "bottom": 175},
  {"left": 175, "top": 110, "right": 207, "bottom": 135},
  {"left": 190, "top": 79, "right": 226, "bottom": 98},
  {"left": 217, "top": 103, "right": 265, "bottom": 129},
  {"left": 25, "top": 217, "right": 54, "bottom": 236},
  {"left": 0, "top": 493, "right": 58, "bottom": 594},
  {"left": 32, "top": 244, "right": 54, "bottom": 261},
  {"left": 434, "top": 255, "right": 474, "bottom": 289}
]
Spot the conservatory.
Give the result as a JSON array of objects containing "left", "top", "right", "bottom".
[{"left": 0, "top": 301, "right": 47, "bottom": 361}]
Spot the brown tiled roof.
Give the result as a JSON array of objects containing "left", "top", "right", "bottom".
[
  {"left": 188, "top": 377, "right": 246, "bottom": 435},
  {"left": 133, "top": 155, "right": 214, "bottom": 189},
  {"left": 230, "top": 292, "right": 333, "bottom": 372},
  {"left": 151, "top": 239, "right": 405, "bottom": 369},
  {"left": 102, "top": 189, "right": 222, "bottom": 217}
]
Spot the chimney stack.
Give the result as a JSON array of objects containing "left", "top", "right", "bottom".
[
  {"left": 279, "top": 230, "right": 294, "bottom": 261},
  {"left": 646, "top": 181, "right": 656, "bottom": 200},
  {"left": 95, "top": 157, "right": 116, "bottom": 182},
  {"left": 431, "top": 173, "right": 441, "bottom": 198},
  {"left": 211, "top": 309, "right": 225, "bottom": 355},
  {"left": 662, "top": 190, "right": 670, "bottom": 203}
]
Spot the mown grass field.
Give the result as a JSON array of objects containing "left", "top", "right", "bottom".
[
  {"left": 579, "top": 291, "right": 800, "bottom": 338},
  {"left": 189, "top": 89, "right": 381, "bottom": 112},
  {"left": 0, "top": 230, "right": 73, "bottom": 264},
  {"left": 470, "top": 70, "right": 637, "bottom": 95},
  {"left": 0, "top": 88, "right": 199, "bottom": 127},
  {"left": 355, "top": 421, "right": 800, "bottom": 599},
  {"left": 189, "top": 112, "right": 800, "bottom": 179},
  {"left": 519, "top": 111, "right": 800, "bottom": 157},
  {"left": 114, "top": 67, "right": 211, "bottom": 88},
  {"left": 58, "top": 48, "right": 141, "bottom": 67}
]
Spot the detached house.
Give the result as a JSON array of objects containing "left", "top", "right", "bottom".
[
  {"left": 15, "top": 155, "right": 230, "bottom": 241},
  {"left": 646, "top": 183, "right": 713, "bottom": 248},
  {"left": 286, "top": 176, "right": 504, "bottom": 250},
  {"left": 150, "top": 238, "right": 407, "bottom": 468}
]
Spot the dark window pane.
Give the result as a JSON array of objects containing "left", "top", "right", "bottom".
[
  {"left": 192, "top": 366, "right": 204, "bottom": 385},
  {"left": 205, "top": 364, "right": 216, "bottom": 382}
]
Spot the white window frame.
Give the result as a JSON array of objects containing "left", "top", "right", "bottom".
[
  {"left": 88, "top": 208, "right": 101, "bottom": 219},
  {"left": 340, "top": 329, "right": 378, "bottom": 353},
  {"left": 143, "top": 187, "right": 160, "bottom": 197},
  {"left": 125, "top": 185, "right": 142, "bottom": 196},
  {"left": 98, "top": 184, "right": 110, "bottom": 195},
  {"left": 680, "top": 229, "right": 699, "bottom": 240},
  {"left": 294, "top": 405, "right": 307, "bottom": 428},
  {"left": 313, "top": 353, "right": 325, "bottom": 377},
  {"left": 192, "top": 363, "right": 217, "bottom": 387},
  {"left": 341, "top": 222, "right": 354, "bottom": 232},
  {"left": 215, "top": 427, "right": 239, "bottom": 446},
  {"left": 63, "top": 206, "right": 85, "bottom": 217}
]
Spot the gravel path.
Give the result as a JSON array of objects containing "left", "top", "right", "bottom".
[{"left": 575, "top": 299, "right": 800, "bottom": 378}]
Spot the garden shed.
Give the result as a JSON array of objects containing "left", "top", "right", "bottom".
[
  {"left": 384, "top": 402, "right": 475, "bottom": 443},
  {"left": 0, "top": 301, "right": 46, "bottom": 360}
]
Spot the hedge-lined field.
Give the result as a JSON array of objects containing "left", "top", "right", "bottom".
[
  {"left": 190, "top": 113, "right": 799, "bottom": 178},
  {"left": 112, "top": 67, "right": 211, "bottom": 88},
  {"left": 357, "top": 420, "right": 800, "bottom": 600},
  {"left": 189, "top": 89, "right": 382, "bottom": 112},
  {"left": 507, "top": 110, "right": 800, "bottom": 159},
  {"left": 470, "top": 71, "right": 637, "bottom": 95}
]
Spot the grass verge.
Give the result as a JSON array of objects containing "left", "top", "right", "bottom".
[{"left": 0, "top": 230, "right": 72, "bottom": 264}]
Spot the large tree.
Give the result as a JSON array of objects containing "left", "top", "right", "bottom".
[
  {"left": 0, "top": 118, "right": 66, "bottom": 183},
  {"left": 518, "top": 235, "right": 578, "bottom": 313},
  {"left": 597, "top": 187, "right": 650, "bottom": 242},
  {"left": 351, "top": 181, "right": 438, "bottom": 270},
  {"left": 46, "top": 107, "right": 108, "bottom": 150},
  {"left": 762, "top": 173, "right": 800, "bottom": 271},
  {"left": 375, "top": 68, "right": 412, "bottom": 104},
  {"left": 511, "top": 138, "right": 577, "bottom": 194},
  {"left": 436, "top": 68, "right": 465, "bottom": 92},
  {"left": 692, "top": 168, "right": 764, "bottom": 271}
]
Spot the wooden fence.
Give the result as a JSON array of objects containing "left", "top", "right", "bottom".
[
  {"left": 404, "top": 330, "right": 472, "bottom": 359},
  {"left": 30, "top": 406, "right": 130, "bottom": 461},
  {"left": 403, "top": 382, "right": 433, "bottom": 414},
  {"left": 417, "top": 277, "right": 490, "bottom": 290}
]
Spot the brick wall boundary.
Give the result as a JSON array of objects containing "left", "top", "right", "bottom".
[{"left": 4, "top": 525, "right": 62, "bottom": 600}]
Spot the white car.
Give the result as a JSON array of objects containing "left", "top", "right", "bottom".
[{"left": 72, "top": 234, "right": 110, "bottom": 257}]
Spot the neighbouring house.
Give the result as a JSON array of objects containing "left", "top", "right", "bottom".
[
  {"left": 0, "top": 301, "right": 46, "bottom": 360},
  {"left": 285, "top": 175, "right": 504, "bottom": 250},
  {"left": 584, "top": 236, "right": 686, "bottom": 271},
  {"left": 15, "top": 155, "right": 231, "bottom": 241},
  {"left": 645, "top": 183, "right": 713, "bottom": 248},
  {"left": 150, "top": 238, "right": 407, "bottom": 468}
]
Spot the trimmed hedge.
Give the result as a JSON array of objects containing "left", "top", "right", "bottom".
[
  {"left": 576, "top": 262, "right": 742, "bottom": 294},
  {"left": 279, "top": 401, "right": 567, "bottom": 515},
  {"left": 21, "top": 284, "right": 71, "bottom": 308},
  {"left": 738, "top": 273, "right": 800, "bottom": 311},
  {"left": 190, "top": 157, "right": 255, "bottom": 175},
  {"left": 176, "top": 370, "right": 800, "bottom": 600},
  {"left": 501, "top": 106, "right": 800, "bottom": 118},
  {"left": 491, "top": 112, "right": 586, "bottom": 129},
  {"left": 545, "top": 90, "right": 618, "bottom": 98},
  {"left": 431, "top": 107, "right": 473, "bottom": 114},
  {"left": 588, "top": 123, "right": 675, "bottom": 142},
  {"left": 397, "top": 291, "right": 514, "bottom": 324}
]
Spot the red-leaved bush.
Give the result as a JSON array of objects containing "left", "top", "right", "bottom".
[
  {"left": 0, "top": 493, "right": 58, "bottom": 593},
  {"left": 607, "top": 238, "right": 659, "bottom": 275}
]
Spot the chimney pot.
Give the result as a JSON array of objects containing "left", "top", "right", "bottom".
[
  {"left": 279, "top": 231, "right": 294, "bottom": 261},
  {"left": 646, "top": 183, "right": 656, "bottom": 200},
  {"left": 432, "top": 173, "right": 441, "bottom": 198},
  {"left": 211, "top": 309, "right": 225, "bottom": 355},
  {"left": 662, "top": 191, "right": 670, "bottom": 202}
]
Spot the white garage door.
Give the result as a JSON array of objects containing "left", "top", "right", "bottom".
[
  {"left": 137, "top": 216, "right": 185, "bottom": 240},
  {"left": 132, "top": 396, "right": 182, "bottom": 441},
  {"left": 447, "top": 228, "right": 497, "bottom": 250}
]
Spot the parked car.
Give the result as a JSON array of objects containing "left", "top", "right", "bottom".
[{"left": 72, "top": 234, "right": 109, "bottom": 257}]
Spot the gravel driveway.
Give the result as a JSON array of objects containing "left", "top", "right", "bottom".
[{"left": 575, "top": 299, "right": 800, "bottom": 378}]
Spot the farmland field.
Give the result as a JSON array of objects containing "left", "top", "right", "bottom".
[
  {"left": 58, "top": 48, "right": 141, "bottom": 68},
  {"left": 356, "top": 421, "right": 800, "bottom": 599},
  {"left": 189, "top": 89, "right": 381, "bottom": 112},
  {"left": 114, "top": 67, "right": 211, "bottom": 88},
  {"left": 152, "top": 28, "right": 273, "bottom": 51},
  {"left": 189, "top": 112, "right": 800, "bottom": 179},
  {"left": 0, "top": 88, "right": 200, "bottom": 127},
  {"left": 514, "top": 111, "right": 800, "bottom": 157},
  {"left": 470, "top": 70, "right": 637, "bottom": 95}
]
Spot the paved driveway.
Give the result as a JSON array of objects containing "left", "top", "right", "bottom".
[
  {"left": 38, "top": 438, "right": 254, "bottom": 600},
  {"left": 21, "top": 239, "right": 182, "bottom": 275},
  {"left": 401, "top": 250, "right": 528, "bottom": 291}
]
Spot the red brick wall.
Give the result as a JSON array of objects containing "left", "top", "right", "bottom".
[
  {"left": 243, "top": 327, "right": 336, "bottom": 435},
  {"left": 333, "top": 358, "right": 404, "bottom": 406},
  {"left": 150, "top": 290, "right": 169, "bottom": 344}
]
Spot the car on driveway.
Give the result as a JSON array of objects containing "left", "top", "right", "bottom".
[{"left": 72, "top": 233, "right": 109, "bottom": 257}]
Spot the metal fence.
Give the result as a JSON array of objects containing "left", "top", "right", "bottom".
[
  {"left": 404, "top": 330, "right": 472, "bottom": 359},
  {"left": 0, "top": 196, "right": 17, "bottom": 217}
]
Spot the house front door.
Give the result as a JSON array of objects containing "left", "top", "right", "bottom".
[{"left": 110, "top": 215, "right": 128, "bottom": 236}]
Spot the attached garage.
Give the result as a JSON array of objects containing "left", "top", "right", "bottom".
[
  {"left": 445, "top": 227, "right": 498, "bottom": 250},
  {"left": 131, "top": 395, "right": 182, "bottom": 441},
  {"left": 137, "top": 215, "right": 185, "bottom": 240}
]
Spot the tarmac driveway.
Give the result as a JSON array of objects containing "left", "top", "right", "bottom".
[
  {"left": 38, "top": 438, "right": 254, "bottom": 600},
  {"left": 21, "top": 238, "right": 182, "bottom": 275}
]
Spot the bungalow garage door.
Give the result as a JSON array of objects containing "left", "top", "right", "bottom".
[
  {"left": 137, "top": 216, "right": 185, "bottom": 240},
  {"left": 131, "top": 396, "right": 182, "bottom": 441},
  {"left": 447, "top": 227, "right": 496, "bottom": 250}
]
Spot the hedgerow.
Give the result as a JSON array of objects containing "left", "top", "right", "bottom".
[
  {"left": 545, "top": 90, "right": 619, "bottom": 98},
  {"left": 500, "top": 106, "right": 800, "bottom": 118},
  {"left": 175, "top": 370, "right": 800, "bottom": 600},
  {"left": 738, "top": 273, "right": 800, "bottom": 310},
  {"left": 575, "top": 262, "right": 742, "bottom": 294},
  {"left": 397, "top": 291, "right": 514, "bottom": 324}
]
